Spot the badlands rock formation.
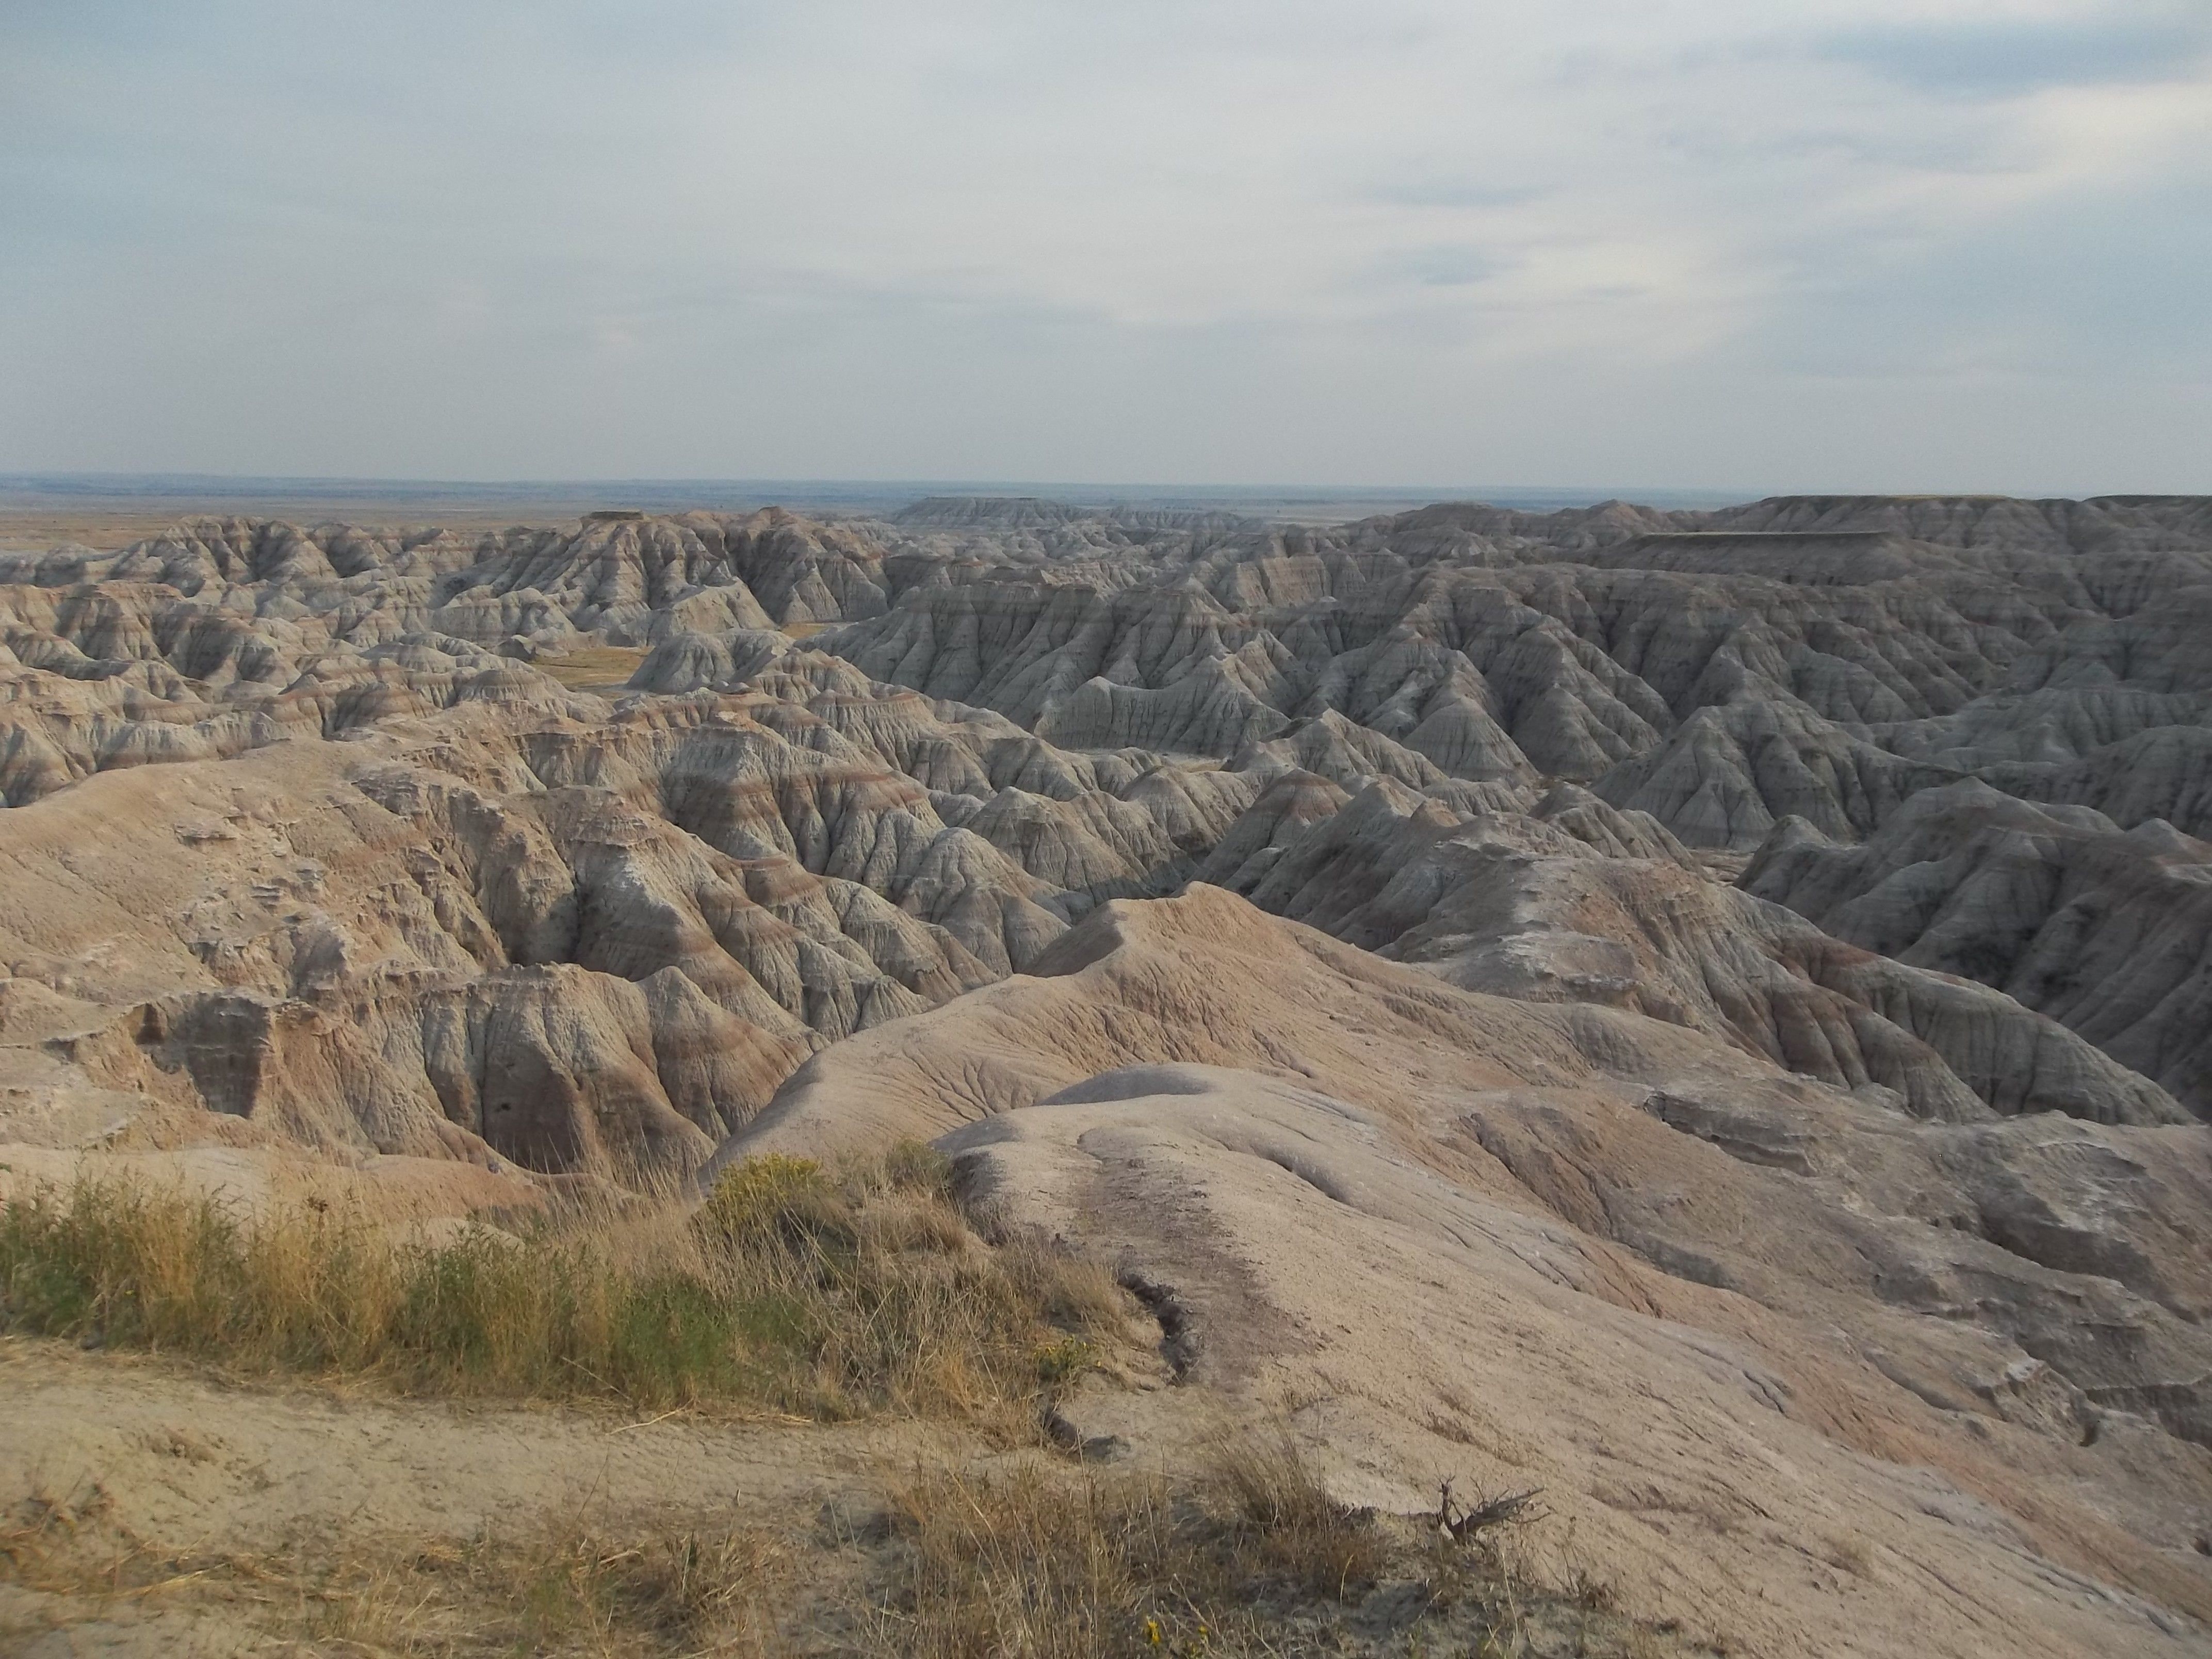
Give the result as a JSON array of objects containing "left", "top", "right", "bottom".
[
  {"left": 5, "top": 493, "right": 2212, "bottom": 1654},
  {"left": 746, "top": 885, "right": 2212, "bottom": 1655}
]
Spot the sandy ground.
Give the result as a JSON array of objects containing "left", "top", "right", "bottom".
[
  {"left": 0, "top": 1338, "right": 944, "bottom": 1656},
  {"left": 532, "top": 646, "right": 654, "bottom": 693}
]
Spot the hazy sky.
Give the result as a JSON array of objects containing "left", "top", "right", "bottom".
[{"left": 4, "top": 1, "right": 2208, "bottom": 493}]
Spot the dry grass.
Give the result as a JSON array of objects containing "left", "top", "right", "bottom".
[
  {"left": 1, "top": 1154, "right": 1696, "bottom": 1655},
  {"left": 534, "top": 644, "right": 650, "bottom": 692},
  {"left": 866, "top": 1461, "right": 1184, "bottom": 1658},
  {"left": 2, "top": 1441, "right": 1696, "bottom": 1658},
  {"left": 2, "top": 1476, "right": 796, "bottom": 1657},
  {"left": 298, "top": 1516, "right": 793, "bottom": 1656},
  {"left": 856, "top": 1439, "right": 1685, "bottom": 1659},
  {"left": 0, "top": 1145, "right": 1131, "bottom": 1418},
  {"left": 1204, "top": 1432, "right": 1386, "bottom": 1599}
]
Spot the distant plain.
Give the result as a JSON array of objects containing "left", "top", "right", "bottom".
[{"left": 0, "top": 473, "right": 1752, "bottom": 550}]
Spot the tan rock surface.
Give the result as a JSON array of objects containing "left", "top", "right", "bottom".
[
  {"left": 7, "top": 494, "right": 2212, "bottom": 1654},
  {"left": 733, "top": 886, "right": 2212, "bottom": 1655}
]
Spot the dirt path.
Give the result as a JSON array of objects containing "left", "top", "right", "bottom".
[{"left": 0, "top": 1338, "right": 944, "bottom": 1655}]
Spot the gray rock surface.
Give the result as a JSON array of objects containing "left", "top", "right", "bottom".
[
  {"left": 7, "top": 493, "right": 2211, "bottom": 1175},
  {"left": 7, "top": 492, "right": 2212, "bottom": 1651},
  {"left": 1745, "top": 781, "right": 2212, "bottom": 1116}
]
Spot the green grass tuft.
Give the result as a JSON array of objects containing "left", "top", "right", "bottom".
[{"left": 0, "top": 1143, "right": 1132, "bottom": 1418}]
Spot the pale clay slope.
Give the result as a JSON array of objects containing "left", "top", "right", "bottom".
[
  {"left": 8, "top": 499, "right": 2210, "bottom": 1172},
  {"left": 737, "top": 887, "right": 2212, "bottom": 1657},
  {"left": 0, "top": 660, "right": 1259, "bottom": 1173},
  {"left": 4, "top": 495, "right": 2212, "bottom": 1654}
]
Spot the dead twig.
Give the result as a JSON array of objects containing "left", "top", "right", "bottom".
[{"left": 1435, "top": 1477, "right": 1545, "bottom": 1543}]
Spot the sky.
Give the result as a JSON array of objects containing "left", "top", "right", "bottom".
[{"left": 3, "top": 0, "right": 2208, "bottom": 495}]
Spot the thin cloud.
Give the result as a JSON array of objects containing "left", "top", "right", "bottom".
[
  {"left": 1, "top": 0, "right": 2206, "bottom": 492},
  {"left": 1817, "top": 17, "right": 2212, "bottom": 98}
]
